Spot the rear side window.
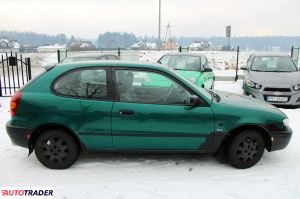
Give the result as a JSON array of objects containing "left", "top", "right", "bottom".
[
  {"left": 106, "top": 55, "right": 119, "bottom": 60},
  {"left": 53, "top": 68, "right": 110, "bottom": 100}
]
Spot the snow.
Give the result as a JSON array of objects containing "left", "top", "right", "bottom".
[{"left": 0, "top": 80, "right": 300, "bottom": 199}]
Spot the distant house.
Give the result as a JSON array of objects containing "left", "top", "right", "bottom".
[
  {"left": 0, "top": 38, "right": 20, "bottom": 52},
  {"left": 189, "top": 40, "right": 211, "bottom": 51},
  {"left": 145, "top": 42, "right": 157, "bottom": 50},
  {"left": 37, "top": 44, "right": 67, "bottom": 53},
  {"left": 67, "top": 40, "right": 96, "bottom": 51},
  {"left": 131, "top": 41, "right": 146, "bottom": 50}
]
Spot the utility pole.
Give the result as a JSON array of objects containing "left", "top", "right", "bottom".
[{"left": 158, "top": 0, "right": 161, "bottom": 50}]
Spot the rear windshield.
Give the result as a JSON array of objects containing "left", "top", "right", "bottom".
[
  {"left": 159, "top": 55, "right": 201, "bottom": 71},
  {"left": 251, "top": 56, "right": 297, "bottom": 72}
]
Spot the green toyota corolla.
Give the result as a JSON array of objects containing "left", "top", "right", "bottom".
[{"left": 6, "top": 61, "right": 292, "bottom": 169}]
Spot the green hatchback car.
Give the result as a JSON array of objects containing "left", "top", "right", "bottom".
[
  {"left": 158, "top": 53, "right": 215, "bottom": 89},
  {"left": 6, "top": 61, "right": 292, "bottom": 169}
]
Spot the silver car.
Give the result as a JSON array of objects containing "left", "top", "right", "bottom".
[
  {"left": 241, "top": 53, "right": 300, "bottom": 106},
  {"left": 62, "top": 53, "right": 120, "bottom": 63}
]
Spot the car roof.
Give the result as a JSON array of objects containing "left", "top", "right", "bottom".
[
  {"left": 67, "top": 53, "right": 118, "bottom": 58},
  {"left": 56, "top": 60, "right": 168, "bottom": 71},
  {"left": 163, "top": 52, "right": 202, "bottom": 57},
  {"left": 251, "top": 52, "right": 290, "bottom": 57}
]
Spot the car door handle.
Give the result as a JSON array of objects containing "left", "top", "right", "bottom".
[{"left": 119, "top": 110, "right": 135, "bottom": 115}]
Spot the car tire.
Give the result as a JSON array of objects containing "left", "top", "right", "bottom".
[
  {"left": 35, "top": 129, "right": 79, "bottom": 169},
  {"left": 227, "top": 130, "right": 265, "bottom": 169}
]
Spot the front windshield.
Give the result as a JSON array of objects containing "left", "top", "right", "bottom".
[
  {"left": 251, "top": 56, "right": 297, "bottom": 72},
  {"left": 159, "top": 55, "right": 201, "bottom": 71}
]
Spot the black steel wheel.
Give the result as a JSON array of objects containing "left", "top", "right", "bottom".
[
  {"left": 35, "top": 129, "right": 79, "bottom": 169},
  {"left": 227, "top": 130, "right": 265, "bottom": 169}
]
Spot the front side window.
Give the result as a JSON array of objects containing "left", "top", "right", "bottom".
[
  {"left": 53, "top": 68, "right": 109, "bottom": 99},
  {"left": 115, "top": 69, "right": 192, "bottom": 105},
  {"left": 201, "top": 56, "right": 211, "bottom": 70},
  {"left": 159, "top": 55, "right": 201, "bottom": 71},
  {"left": 246, "top": 55, "right": 253, "bottom": 68},
  {"left": 251, "top": 56, "right": 297, "bottom": 72}
]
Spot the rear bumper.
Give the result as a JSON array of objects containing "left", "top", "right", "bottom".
[
  {"left": 269, "top": 129, "right": 292, "bottom": 152},
  {"left": 6, "top": 122, "right": 32, "bottom": 148}
]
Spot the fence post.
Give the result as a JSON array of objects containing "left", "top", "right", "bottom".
[
  {"left": 0, "top": 75, "right": 2, "bottom": 97},
  {"left": 26, "top": 58, "right": 32, "bottom": 80},
  {"left": 235, "top": 46, "right": 240, "bottom": 81},
  {"left": 118, "top": 47, "right": 121, "bottom": 57},
  {"left": 57, "top": 50, "right": 61, "bottom": 62},
  {"left": 65, "top": 49, "right": 68, "bottom": 59},
  {"left": 291, "top": 46, "right": 294, "bottom": 57},
  {"left": 178, "top": 46, "right": 182, "bottom": 53}
]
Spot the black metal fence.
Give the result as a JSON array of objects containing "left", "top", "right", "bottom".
[{"left": 0, "top": 52, "right": 31, "bottom": 96}]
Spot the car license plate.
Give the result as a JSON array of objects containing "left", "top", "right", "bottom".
[{"left": 266, "top": 96, "right": 288, "bottom": 102}]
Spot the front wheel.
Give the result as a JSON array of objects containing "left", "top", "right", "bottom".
[
  {"left": 35, "top": 129, "right": 79, "bottom": 169},
  {"left": 227, "top": 130, "right": 265, "bottom": 169}
]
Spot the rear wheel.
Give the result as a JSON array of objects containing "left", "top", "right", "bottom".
[
  {"left": 227, "top": 130, "right": 265, "bottom": 169},
  {"left": 35, "top": 129, "right": 79, "bottom": 169}
]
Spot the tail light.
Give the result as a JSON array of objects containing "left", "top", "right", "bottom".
[{"left": 10, "top": 91, "right": 22, "bottom": 117}]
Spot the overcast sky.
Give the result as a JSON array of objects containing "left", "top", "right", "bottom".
[{"left": 0, "top": 0, "right": 299, "bottom": 39}]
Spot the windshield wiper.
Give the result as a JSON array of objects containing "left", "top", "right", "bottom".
[
  {"left": 252, "top": 70, "right": 295, "bottom": 72},
  {"left": 206, "top": 89, "right": 218, "bottom": 101},
  {"left": 251, "top": 70, "right": 267, "bottom": 72}
]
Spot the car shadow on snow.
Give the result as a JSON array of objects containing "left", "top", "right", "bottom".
[
  {"left": 275, "top": 105, "right": 300, "bottom": 109},
  {"left": 73, "top": 150, "right": 229, "bottom": 168}
]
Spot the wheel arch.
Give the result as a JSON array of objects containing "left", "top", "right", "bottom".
[
  {"left": 28, "top": 123, "right": 85, "bottom": 155},
  {"left": 222, "top": 124, "right": 272, "bottom": 151}
]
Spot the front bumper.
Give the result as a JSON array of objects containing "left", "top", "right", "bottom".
[
  {"left": 269, "top": 129, "right": 292, "bottom": 152},
  {"left": 6, "top": 122, "right": 32, "bottom": 148},
  {"left": 244, "top": 86, "right": 300, "bottom": 106}
]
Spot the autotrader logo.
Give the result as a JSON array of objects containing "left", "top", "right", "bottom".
[{"left": 0, "top": 187, "right": 54, "bottom": 199}]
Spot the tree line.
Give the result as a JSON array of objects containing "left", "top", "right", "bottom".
[
  {"left": 1, "top": 30, "right": 299, "bottom": 50},
  {"left": 0, "top": 30, "right": 67, "bottom": 46}
]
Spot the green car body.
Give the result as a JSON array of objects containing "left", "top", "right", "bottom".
[
  {"left": 158, "top": 53, "right": 215, "bottom": 89},
  {"left": 6, "top": 61, "right": 292, "bottom": 169}
]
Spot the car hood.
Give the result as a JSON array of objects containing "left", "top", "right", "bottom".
[
  {"left": 214, "top": 90, "right": 285, "bottom": 115},
  {"left": 176, "top": 70, "right": 201, "bottom": 82},
  {"left": 249, "top": 71, "right": 300, "bottom": 87}
]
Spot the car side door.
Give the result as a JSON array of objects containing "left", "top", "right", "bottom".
[
  {"left": 52, "top": 67, "right": 114, "bottom": 150},
  {"left": 111, "top": 68, "right": 214, "bottom": 151}
]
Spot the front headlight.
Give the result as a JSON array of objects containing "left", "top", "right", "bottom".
[
  {"left": 246, "top": 80, "right": 262, "bottom": 89},
  {"left": 283, "top": 118, "right": 290, "bottom": 128},
  {"left": 293, "top": 84, "right": 300, "bottom": 91}
]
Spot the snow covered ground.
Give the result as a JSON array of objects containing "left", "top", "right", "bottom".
[{"left": 0, "top": 81, "right": 299, "bottom": 199}]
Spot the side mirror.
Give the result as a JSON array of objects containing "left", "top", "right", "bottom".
[
  {"left": 189, "top": 95, "right": 200, "bottom": 105},
  {"left": 240, "top": 65, "right": 248, "bottom": 70},
  {"left": 203, "top": 68, "right": 212, "bottom": 72}
]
